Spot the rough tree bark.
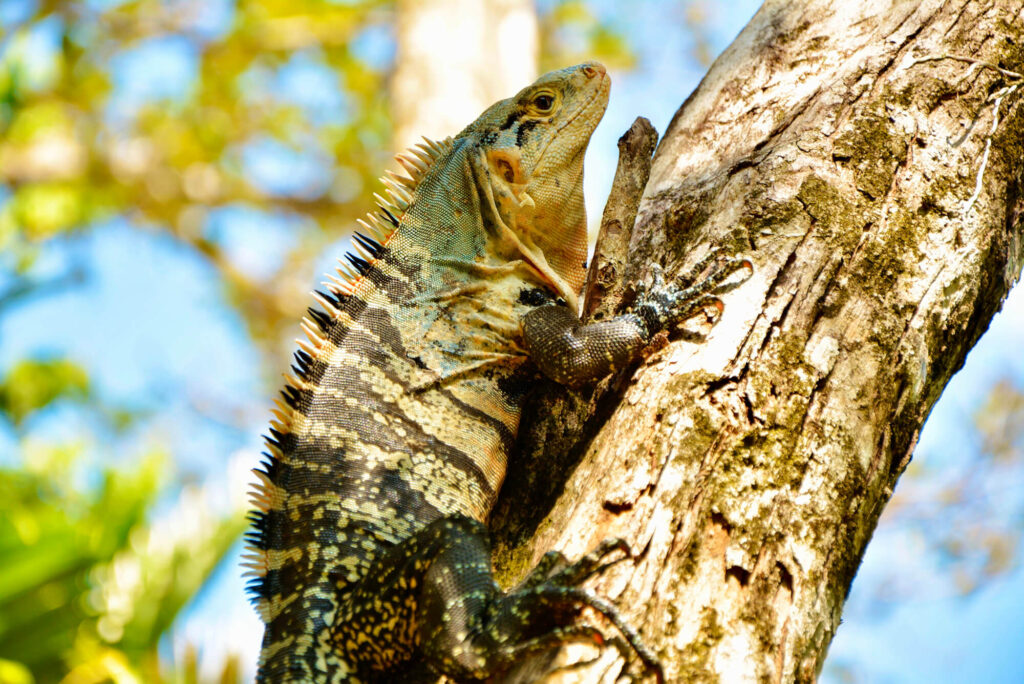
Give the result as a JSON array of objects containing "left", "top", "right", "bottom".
[{"left": 489, "top": 1, "right": 1024, "bottom": 682}]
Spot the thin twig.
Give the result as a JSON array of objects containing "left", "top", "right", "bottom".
[
  {"left": 907, "top": 53, "right": 1024, "bottom": 81},
  {"left": 0, "top": 266, "right": 87, "bottom": 318},
  {"left": 964, "top": 82, "right": 1020, "bottom": 214},
  {"left": 907, "top": 54, "right": 1024, "bottom": 214}
]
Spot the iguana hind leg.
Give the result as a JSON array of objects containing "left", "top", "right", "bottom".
[{"left": 329, "top": 515, "right": 661, "bottom": 682}]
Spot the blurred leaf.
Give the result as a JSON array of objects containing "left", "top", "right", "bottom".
[
  {"left": 0, "top": 447, "right": 243, "bottom": 682},
  {"left": 540, "top": 0, "right": 636, "bottom": 72},
  {"left": 976, "top": 380, "right": 1024, "bottom": 462},
  {"left": 59, "top": 646, "right": 141, "bottom": 684},
  {"left": 0, "top": 658, "right": 34, "bottom": 684},
  {"left": 0, "top": 358, "right": 90, "bottom": 426}
]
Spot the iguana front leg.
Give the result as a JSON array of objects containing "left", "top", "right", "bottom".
[{"left": 523, "top": 255, "right": 753, "bottom": 387}]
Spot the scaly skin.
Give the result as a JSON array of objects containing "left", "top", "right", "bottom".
[{"left": 245, "top": 62, "right": 749, "bottom": 683}]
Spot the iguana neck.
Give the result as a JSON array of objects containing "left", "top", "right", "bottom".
[{"left": 393, "top": 136, "right": 585, "bottom": 310}]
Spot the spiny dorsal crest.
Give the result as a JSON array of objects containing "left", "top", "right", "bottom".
[{"left": 244, "top": 134, "right": 453, "bottom": 620}]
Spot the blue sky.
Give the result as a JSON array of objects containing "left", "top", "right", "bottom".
[{"left": 2, "top": 1, "right": 1022, "bottom": 681}]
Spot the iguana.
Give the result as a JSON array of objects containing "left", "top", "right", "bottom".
[{"left": 245, "top": 61, "right": 749, "bottom": 683}]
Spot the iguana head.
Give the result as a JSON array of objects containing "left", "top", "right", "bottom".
[{"left": 464, "top": 62, "right": 610, "bottom": 309}]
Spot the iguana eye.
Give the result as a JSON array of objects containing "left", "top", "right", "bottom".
[{"left": 532, "top": 94, "right": 554, "bottom": 112}]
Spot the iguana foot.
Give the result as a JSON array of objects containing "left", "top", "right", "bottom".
[
  {"left": 632, "top": 252, "right": 753, "bottom": 336},
  {"left": 502, "top": 538, "right": 662, "bottom": 683},
  {"left": 518, "top": 537, "right": 631, "bottom": 589}
]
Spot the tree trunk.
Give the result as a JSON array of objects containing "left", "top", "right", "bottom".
[
  {"left": 391, "top": 0, "right": 538, "bottom": 150},
  {"left": 490, "top": 1, "right": 1024, "bottom": 681}
]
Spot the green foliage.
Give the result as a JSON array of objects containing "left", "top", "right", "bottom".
[
  {"left": 0, "top": 0, "right": 398, "bottom": 358},
  {"left": 0, "top": 445, "right": 245, "bottom": 683},
  {"left": 0, "top": 358, "right": 90, "bottom": 427}
]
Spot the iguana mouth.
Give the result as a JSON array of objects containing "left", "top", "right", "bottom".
[{"left": 559, "top": 70, "right": 608, "bottom": 133}]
